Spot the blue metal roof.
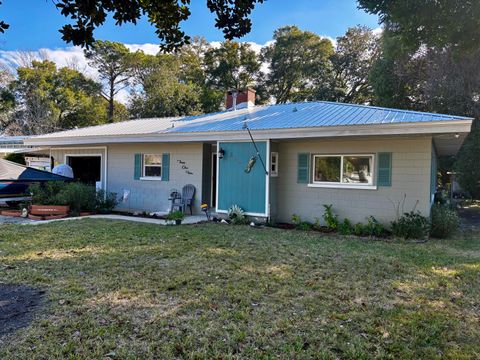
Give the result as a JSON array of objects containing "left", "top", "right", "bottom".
[{"left": 168, "top": 101, "right": 471, "bottom": 133}]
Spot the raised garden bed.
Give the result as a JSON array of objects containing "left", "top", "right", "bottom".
[
  {"left": 28, "top": 205, "right": 70, "bottom": 221},
  {"left": 1, "top": 210, "right": 23, "bottom": 217}
]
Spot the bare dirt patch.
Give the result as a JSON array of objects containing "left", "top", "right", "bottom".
[{"left": 0, "top": 284, "right": 44, "bottom": 337}]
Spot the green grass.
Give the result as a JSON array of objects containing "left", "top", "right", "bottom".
[{"left": 0, "top": 220, "right": 479, "bottom": 359}]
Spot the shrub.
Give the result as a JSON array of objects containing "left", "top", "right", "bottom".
[
  {"left": 95, "top": 190, "right": 118, "bottom": 214},
  {"left": 353, "top": 223, "right": 365, "bottom": 236},
  {"left": 29, "top": 182, "right": 67, "bottom": 205},
  {"left": 338, "top": 218, "right": 353, "bottom": 235},
  {"left": 430, "top": 204, "right": 460, "bottom": 238},
  {"left": 291, "top": 214, "right": 312, "bottom": 230},
  {"left": 228, "top": 204, "right": 248, "bottom": 225},
  {"left": 364, "top": 216, "right": 386, "bottom": 237},
  {"left": 323, "top": 204, "right": 339, "bottom": 230},
  {"left": 391, "top": 211, "right": 430, "bottom": 239},
  {"left": 29, "top": 181, "right": 118, "bottom": 215},
  {"left": 58, "top": 182, "right": 96, "bottom": 215}
]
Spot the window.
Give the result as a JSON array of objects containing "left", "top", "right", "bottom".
[
  {"left": 313, "top": 154, "right": 373, "bottom": 185},
  {"left": 143, "top": 154, "right": 162, "bottom": 178},
  {"left": 270, "top": 152, "right": 278, "bottom": 177}
]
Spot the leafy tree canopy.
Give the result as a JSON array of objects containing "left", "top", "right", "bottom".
[
  {"left": 261, "top": 26, "right": 334, "bottom": 104},
  {"left": 129, "top": 53, "right": 203, "bottom": 118},
  {"left": 358, "top": 0, "right": 480, "bottom": 52},
  {"left": 0, "top": 0, "right": 264, "bottom": 51},
  {"left": 7, "top": 60, "right": 112, "bottom": 134},
  {"left": 205, "top": 41, "right": 262, "bottom": 92},
  {"left": 331, "top": 26, "right": 380, "bottom": 104}
]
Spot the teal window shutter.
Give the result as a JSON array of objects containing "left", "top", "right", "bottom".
[
  {"left": 297, "top": 153, "right": 310, "bottom": 184},
  {"left": 377, "top": 152, "right": 392, "bottom": 186},
  {"left": 134, "top": 153, "right": 142, "bottom": 180},
  {"left": 162, "top": 153, "right": 170, "bottom": 181}
]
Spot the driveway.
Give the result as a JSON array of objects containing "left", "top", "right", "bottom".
[
  {"left": 458, "top": 202, "right": 480, "bottom": 230},
  {"left": 0, "top": 215, "right": 34, "bottom": 225}
]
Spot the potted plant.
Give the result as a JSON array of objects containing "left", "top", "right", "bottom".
[{"left": 166, "top": 210, "right": 185, "bottom": 225}]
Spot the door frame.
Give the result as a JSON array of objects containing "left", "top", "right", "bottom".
[
  {"left": 211, "top": 151, "right": 217, "bottom": 208},
  {"left": 64, "top": 153, "right": 104, "bottom": 189}
]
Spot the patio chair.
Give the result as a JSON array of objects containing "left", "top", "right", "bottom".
[
  {"left": 180, "top": 184, "right": 196, "bottom": 215},
  {"left": 169, "top": 189, "right": 182, "bottom": 212}
]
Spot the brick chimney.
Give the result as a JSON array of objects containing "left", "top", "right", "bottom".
[{"left": 225, "top": 88, "right": 256, "bottom": 111}]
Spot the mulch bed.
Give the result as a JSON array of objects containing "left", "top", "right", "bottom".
[{"left": 0, "top": 284, "right": 44, "bottom": 337}]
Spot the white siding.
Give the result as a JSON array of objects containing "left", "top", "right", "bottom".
[
  {"left": 275, "top": 137, "right": 433, "bottom": 225},
  {"left": 107, "top": 143, "right": 204, "bottom": 214}
]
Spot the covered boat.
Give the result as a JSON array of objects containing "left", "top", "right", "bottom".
[{"left": 0, "top": 158, "right": 71, "bottom": 203}]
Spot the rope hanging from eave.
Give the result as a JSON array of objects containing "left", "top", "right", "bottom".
[{"left": 243, "top": 120, "right": 268, "bottom": 175}]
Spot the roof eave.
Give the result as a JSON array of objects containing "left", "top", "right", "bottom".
[{"left": 24, "top": 120, "right": 473, "bottom": 147}]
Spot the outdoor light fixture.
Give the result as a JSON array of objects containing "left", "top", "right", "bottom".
[
  {"left": 454, "top": 133, "right": 460, "bottom": 139},
  {"left": 218, "top": 148, "right": 225, "bottom": 159}
]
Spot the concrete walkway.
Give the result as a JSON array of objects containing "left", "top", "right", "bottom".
[{"left": 0, "top": 214, "right": 210, "bottom": 226}]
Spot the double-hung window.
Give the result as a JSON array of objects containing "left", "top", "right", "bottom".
[
  {"left": 313, "top": 154, "right": 374, "bottom": 186},
  {"left": 143, "top": 154, "right": 162, "bottom": 178}
]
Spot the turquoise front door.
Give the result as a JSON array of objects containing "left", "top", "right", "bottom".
[{"left": 217, "top": 141, "right": 268, "bottom": 215}]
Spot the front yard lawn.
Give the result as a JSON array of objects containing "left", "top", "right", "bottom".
[{"left": 0, "top": 220, "right": 479, "bottom": 359}]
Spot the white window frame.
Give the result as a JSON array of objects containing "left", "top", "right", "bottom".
[
  {"left": 270, "top": 151, "right": 279, "bottom": 177},
  {"left": 309, "top": 154, "right": 377, "bottom": 190},
  {"left": 141, "top": 154, "right": 162, "bottom": 180}
]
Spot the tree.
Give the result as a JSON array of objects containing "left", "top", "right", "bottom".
[
  {"left": 129, "top": 53, "right": 202, "bottom": 118},
  {"left": 358, "top": 0, "right": 480, "bottom": 52},
  {"left": 331, "top": 26, "right": 380, "bottom": 104},
  {"left": 369, "top": 29, "right": 428, "bottom": 110},
  {"left": 8, "top": 60, "right": 110, "bottom": 134},
  {"left": 261, "top": 26, "right": 334, "bottom": 104},
  {"left": 368, "top": 15, "right": 480, "bottom": 196},
  {"left": 0, "top": 1, "right": 264, "bottom": 51},
  {"left": 0, "top": 65, "right": 15, "bottom": 133},
  {"left": 177, "top": 37, "right": 224, "bottom": 113},
  {"left": 84, "top": 41, "right": 132, "bottom": 123},
  {"left": 205, "top": 41, "right": 263, "bottom": 98}
]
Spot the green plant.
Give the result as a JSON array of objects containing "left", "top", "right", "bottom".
[
  {"left": 353, "top": 223, "right": 365, "bottom": 236},
  {"left": 291, "top": 213, "right": 312, "bottom": 230},
  {"left": 29, "top": 182, "right": 68, "bottom": 205},
  {"left": 322, "top": 204, "right": 339, "bottom": 230},
  {"left": 29, "top": 181, "right": 117, "bottom": 216},
  {"left": 364, "top": 216, "right": 386, "bottom": 237},
  {"left": 95, "top": 190, "right": 118, "bottom": 214},
  {"left": 228, "top": 205, "right": 248, "bottom": 225},
  {"left": 58, "top": 182, "right": 97, "bottom": 215},
  {"left": 430, "top": 204, "right": 460, "bottom": 238},
  {"left": 166, "top": 210, "right": 185, "bottom": 221},
  {"left": 391, "top": 211, "right": 430, "bottom": 240},
  {"left": 338, "top": 218, "right": 353, "bottom": 235},
  {"left": 291, "top": 214, "right": 301, "bottom": 225}
]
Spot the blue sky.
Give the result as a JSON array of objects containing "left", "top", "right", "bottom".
[{"left": 0, "top": 0, "right": 379, "bottom": 50}]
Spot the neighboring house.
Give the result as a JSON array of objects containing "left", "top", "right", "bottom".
[{"left": 24, "top": 89, "right": 473, "bottom": 224}]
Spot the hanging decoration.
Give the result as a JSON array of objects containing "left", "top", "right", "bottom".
[
  {"left": 242, "top": 120, "right": 268, "bottom": 175},
  {"left": 245, "top": 155, "right": 257, "bottom": 173}
]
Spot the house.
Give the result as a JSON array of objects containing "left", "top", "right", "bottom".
[{"left": 24, "top": 89, "right": 473, "bottom": 224}]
